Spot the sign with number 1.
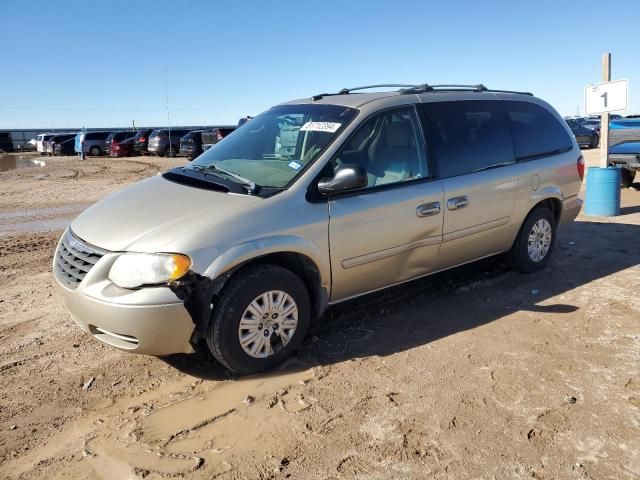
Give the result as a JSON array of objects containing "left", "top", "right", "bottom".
[{"left": 584, "top": 79, "right": 628, "bottom": 115}]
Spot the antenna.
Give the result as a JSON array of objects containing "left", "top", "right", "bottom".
[{"left": 164, "top": 67, "right": 172, "bottom": 155}]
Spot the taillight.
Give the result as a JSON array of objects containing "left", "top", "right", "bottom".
[
  {"left": 577, "top": 155, "right": 585, "bottom": 181},
  {"left": 139, "top": 137, "right": 146, "bottom": 143}
]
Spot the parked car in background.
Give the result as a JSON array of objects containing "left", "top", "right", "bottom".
[
  {"left": 36, "top": 133, "right": 56, "bottom": 155},
  {"left": 580, "top": 118, "right": 601, "bottom": 134},
  {"left": 609, "top": 141, "right": 640, "bottom": 187},
  {"left": 53, "top": 137, "right": 77, "bottom": 156},
  {"left": 104, "top": 131, "right": 136, "bottom": 156},
  {"left": 17, "top": 139, "right": 37, "bottom": 152},
  {"left": 201, "top": 127, "right": 235, "bottom": 152},
  {"left": 110, "top": 137, "right": 135, "bottom": 157},
  {"left": 178, "top": 130, "right": 204, "bottom": 160},
  {"left": 53, "top": 84, "right": 583, "bottom": 374},
  {"left": 566, "top": 119, "right": 599, "bottom": 148},
  {"left": 147, "top": 129, "right": 192, "bottom": 157},
  {"left": 626, "top": 114, "right": 640, "bottom": 119},
  {"left": 132, "top": 129, "right": 154, "bottom": 155},
  {"left": 77, "top": 131, "right": 112, "bottom": 156},
  {"left": 48, "top": 134, "right": 76, "bottom": 155}
]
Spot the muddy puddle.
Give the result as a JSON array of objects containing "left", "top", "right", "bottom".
[
  {"left": 0, "top": 204, "right": 91, "bottom": 236},
  {"left": 0, "top": 154, "right": 46, "bottom": 172},
  {"left": 83, "top": 367, "right": 316, "bottom": 478}
]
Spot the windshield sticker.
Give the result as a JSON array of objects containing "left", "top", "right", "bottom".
[
  {"left": 288, "top": 161, "right": 302, "bottom": 170},
  {"left": 300, "top": 122, "right": 342, "bottom": 133}
]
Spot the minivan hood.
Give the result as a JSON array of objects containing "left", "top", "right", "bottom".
[{"left": 71, "top": 174, "right": 261, "bottom": 252}]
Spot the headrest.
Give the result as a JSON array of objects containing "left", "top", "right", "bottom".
[{"left": 385, "top": 121, "right": 412, "bottom": 147}]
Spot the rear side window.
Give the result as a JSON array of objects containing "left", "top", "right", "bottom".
[
  {"left": 502, "top": 101, "right": 572, "bottom": 160},
  {"left": 420, "top": 101, "right": 514, "bottom": 178}
]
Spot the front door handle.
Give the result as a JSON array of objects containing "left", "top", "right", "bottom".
[
  {"left": 447, "top": 195, "right": 469, "bottom": 211},
  {"left": 416, "top": 201, "right": 441, "bottom": 217}
]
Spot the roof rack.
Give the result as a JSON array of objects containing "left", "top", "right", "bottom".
[
  {"left": 312, "top": 83, "right": 532, "bottom": 100},
  {"left": 312, "top": 84, "right": 416, "bottom": 101},
  {"left": 400, "top": 84, "right": 533, "bottom": 95}
]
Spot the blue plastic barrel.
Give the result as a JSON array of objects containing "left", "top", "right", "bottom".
[{"left": 584, "top": 167, "right": 621, "bottom": 216}]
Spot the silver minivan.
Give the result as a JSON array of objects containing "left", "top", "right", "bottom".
[{"left": 53, "top": 84, "right": 583, "bottom": 373}]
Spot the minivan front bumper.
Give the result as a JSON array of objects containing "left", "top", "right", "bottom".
[{"left": 53, "top": 230, "right": 195, "bottom": 356}]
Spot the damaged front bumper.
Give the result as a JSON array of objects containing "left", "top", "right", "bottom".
[{"left": 53, "top": 230, "right": 196, "bottom": 356}]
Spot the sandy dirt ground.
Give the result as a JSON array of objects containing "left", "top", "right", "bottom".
[{"left": 0, "top": 150, "right": 639, "bottom": 479}]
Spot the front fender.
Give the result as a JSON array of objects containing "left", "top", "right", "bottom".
[{"left": 202, "top": 235, "right": 331, "bottom": 291}]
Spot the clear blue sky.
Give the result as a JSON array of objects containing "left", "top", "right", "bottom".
[{"left": 1, "top": 0, "right": 638, "bottom": 129}]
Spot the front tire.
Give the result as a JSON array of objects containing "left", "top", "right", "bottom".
[
  {"left": 508, "top": 207, "right": 556, "bottom": 273},
  {"left": 590, "top": 134, "right": 599, "bottom": 149},
  {"left": 621, "top": 168, "right": 636, "bottom": 188},
  {"left": 207, "top": 264, "right": 311, "bottom": 374},
  {"left": 89, "top": 146, "right": 101, "bottom": 156}
]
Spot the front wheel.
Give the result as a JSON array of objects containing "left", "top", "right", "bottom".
[
  {"left": 621, "top": 168, "right": 636, "bottom": 188},
  {"left": 590, "top": 135, "right": 599, "bottom": 148},
  {"left": 207, "top": 264, "right": 311, "bottom": 374},
  {"left": 89, "top": 146, "right": 101, "bottom": 156},
  {"left": 508, "top": 207, "right": 556, "bottom": 273}
]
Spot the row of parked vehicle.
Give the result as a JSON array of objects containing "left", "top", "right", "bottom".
[
  {"left": 564, "top": 115, "right": 640, "bottom": 149},
  {"left": 35, "top": 126, "right": 237, "bottom": 160}
]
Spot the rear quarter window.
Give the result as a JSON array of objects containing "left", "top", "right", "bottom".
[{"left": 502, "top": 101, "right": 573, "bottom": 160}]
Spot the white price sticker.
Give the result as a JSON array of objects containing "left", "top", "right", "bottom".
[{"left": 300, "top": 122, "right": 342, "bottom": 133}]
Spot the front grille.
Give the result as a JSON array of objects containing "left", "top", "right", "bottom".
[{"left": 54, "top": 230, "right": 106, "bottom": 289}]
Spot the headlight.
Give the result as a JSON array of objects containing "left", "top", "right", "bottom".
[{"left": 108, "top": 253, "right": 192, "bottom": 289}]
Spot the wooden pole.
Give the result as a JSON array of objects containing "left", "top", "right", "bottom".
[{"left": 600, "top": 53, "right": 611, "bottom": 168}]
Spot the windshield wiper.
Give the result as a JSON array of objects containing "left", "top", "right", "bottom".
[{"left": 191, "top": 165, "right": 257, "bottom": 194}]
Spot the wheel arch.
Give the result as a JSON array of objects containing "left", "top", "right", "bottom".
[
  {"left": 506, "top": 194, "right": 562, "bottom": 252},
  {"left": 201, "top": 236, "right": 330, "bottom": 320}
]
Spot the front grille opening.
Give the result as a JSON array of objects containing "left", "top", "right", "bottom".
[
  {"left": 89, "top": 325, "right": 139, "bottom": 350},
  {"left": 54, "top": 231, "right": 105, "bottom": 289}
]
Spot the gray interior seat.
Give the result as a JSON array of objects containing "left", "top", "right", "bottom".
[{"left": 368, "top": 120, "right": 418, "bottom": 186}]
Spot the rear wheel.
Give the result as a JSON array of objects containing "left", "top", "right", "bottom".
[
  {"left": 206, "top": 264, "right": 311, "bottom": 374},
  {"left": 89, "top": 146, "right": 101, "bottom": 156},
  {"left": 621, "top": 168, "right": 636, "bottom": 188},
  {"left": 590, "top": 134, "right": 599, "bottom": 148},
  {"left": 165, "top": 145, "right": 175, "bottom": 158},
  {"left": 508, "top": 207, "right": 556, "bottom": 273}
]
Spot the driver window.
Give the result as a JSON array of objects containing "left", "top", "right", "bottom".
[{"left": 334, "top": 107, "right": 428, "bottom": 188}]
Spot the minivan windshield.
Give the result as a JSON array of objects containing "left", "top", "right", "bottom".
[{"left": 189, "top": 104, "right": 358, "bottom": 188}]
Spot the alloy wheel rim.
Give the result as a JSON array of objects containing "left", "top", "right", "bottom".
[
  {"left": 527, "top": 218, "right": 552, "bottom": 262},
  {"left": 238, "top": 290, "right": 298, "bottom": 358}
]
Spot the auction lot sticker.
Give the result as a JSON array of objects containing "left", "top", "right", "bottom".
[{"left": 300, "top": 122, "right": 342, "bottom": 133}]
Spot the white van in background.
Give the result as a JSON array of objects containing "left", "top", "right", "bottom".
[{"left": 36, "top": 133, "right": 55, "bottom": 155}]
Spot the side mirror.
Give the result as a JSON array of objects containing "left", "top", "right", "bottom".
[{"left": 318, "top": 165, "right": 368, "bottom": 195}]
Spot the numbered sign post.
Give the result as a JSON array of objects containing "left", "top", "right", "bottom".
[
  {"left": 583, "top": 53, "right": 624, "bottom": 217},
  {"left": 584, "top": 79, "right": 628, "bottom": 115}
]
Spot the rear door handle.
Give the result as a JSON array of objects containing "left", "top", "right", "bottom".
[
  {"left": 416, "top": 202, "right": 441, "bottom": 217},
  {"left": 447, "top": 195, "right": 469, "bottom": 210}
]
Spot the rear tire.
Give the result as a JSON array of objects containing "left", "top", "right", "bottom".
[
  {"left": 508, "top": 207, "right": 556, "bottom": 273},
  {"left": 590, "top": 134, "right": 599, "bottom": 148},
  {"left": 206, "top": 264, "right": 311, "bottom": 374},
  {"left": 621, "top": 168, "right": 636, "bottom": 188},
  {"left": 89, "top": 146, "right": 101, "bottom": 156}
]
